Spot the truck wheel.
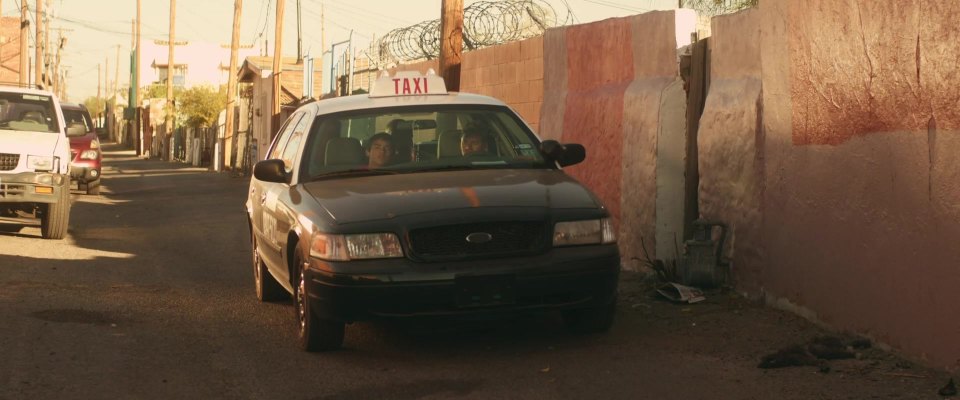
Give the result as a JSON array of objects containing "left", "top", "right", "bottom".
[
  {"left": 40, "top": 187, "right": 70, "bottom": 239},
  {"left": 294, "top": 243, "right": 345, "bottom": 352},
  {"left": 253, "top": 235, "right": 286, "bottom": 302},
  {"left": 86, "top": 179, "right": 100, "bottom": 195}
]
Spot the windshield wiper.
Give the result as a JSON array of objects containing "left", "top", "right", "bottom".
[{"left": 306, "top": 168, "right": 400, "bottom": 182}]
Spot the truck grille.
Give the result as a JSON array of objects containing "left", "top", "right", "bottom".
[
  {"left": 0, "top": 183, "right": 26, "bottom": 197},
  {"left": 0, "top": 153, "right": 18, "bottom": 171},
  {"left": 409, "top": 221, "right": 547, "bottom": 260}
]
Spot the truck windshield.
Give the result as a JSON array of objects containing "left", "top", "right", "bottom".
[{"left": 0, "top": 92, "right": 61, "bottom": 133}]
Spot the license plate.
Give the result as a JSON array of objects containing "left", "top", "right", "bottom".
[{"left": 455, "top": 274, "right": 516, "bottom": 308}]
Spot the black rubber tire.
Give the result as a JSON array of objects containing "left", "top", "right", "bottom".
[
  {"left": 86, "top": 179, "right": 100, "bottom": 195},
  {"left": 562, "top": 297, "right": 617, "bottom": 334},
  {"left": 40, "top": 186, "right": 70, "bottom": 239},
  {"left": 294, "top": 243, "right": 345, "bottom": 352},
  {"left": 252, "top": 235, "right": 286, "bottom": 302}
]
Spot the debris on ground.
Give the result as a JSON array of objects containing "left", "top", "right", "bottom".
[
  {"left": 758, "top": 335, "right": 873, "bottom": 372},
  {"left": 656, "top": 282, "right": 706, "bottom": 304},
  {"left": 939, "top": 378, "right": 957, "bottom": 397}
]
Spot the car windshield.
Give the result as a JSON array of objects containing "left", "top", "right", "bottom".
[
  {"left": 0, "top": 92, "right": 61, "bottom": 133},
  {"left": 62, "top": 108, "right": 93, "bottom": 137},
  {"left": 299, "top": 105, "right": 547, "bottom": 181}
]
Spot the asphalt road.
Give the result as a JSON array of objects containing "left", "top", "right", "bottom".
[{"left": 0, "top": 144, "right": 953, "bottom": 400}]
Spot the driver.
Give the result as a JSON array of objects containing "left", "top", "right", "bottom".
[{"left": 460, "top": 127, "right": 490, "bottom": 156}]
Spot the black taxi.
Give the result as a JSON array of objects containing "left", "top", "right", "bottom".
[{"left": 246, "top": 71, "right": 619, "bottom": 351}]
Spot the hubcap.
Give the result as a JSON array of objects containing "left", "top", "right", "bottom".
[{"left": 252, "top": 240, "right": 262, "bottom": 291}]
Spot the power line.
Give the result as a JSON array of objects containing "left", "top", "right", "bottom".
[
  {"left": 581, "top": 0, "right": 649, "bottom": 13},
  {"left": 251, "top": 0, "right": 272, "bottom": 47}
]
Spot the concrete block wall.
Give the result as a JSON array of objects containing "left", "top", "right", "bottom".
[{"left": 700, "top": 0, "right": 960, "bottom": 370}]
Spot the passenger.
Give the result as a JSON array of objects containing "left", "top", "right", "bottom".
[
  {"left": 365, "top": 132, "right": 395, "bottom": 169},
  {"left": 460, "top": 127, "right": 490, "bottom": 156}
]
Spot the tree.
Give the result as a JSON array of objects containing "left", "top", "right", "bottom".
[
  {"left": 682, "top": 0, "right": 758, "bottom": 16},
  {"left": 177, "top": 85, "right": 226, "bottom": 127},
  {"left": 82, "top": 96, "right": 103, "bottom": 115}
]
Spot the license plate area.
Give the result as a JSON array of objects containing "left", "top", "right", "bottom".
[{"left": 455, "top": 274, "right": 516, "bottom": 308}]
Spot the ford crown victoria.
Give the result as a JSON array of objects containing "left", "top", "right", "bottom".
[{"left": 246, "top": 71, "right": 619, "bottom": 351}]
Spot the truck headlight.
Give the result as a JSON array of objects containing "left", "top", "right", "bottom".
[
  {"left": 89, "top": 139, "right": 100, "bottom": 149},
  {"left": 27, "top": 155, "right": 54, "bottom": 171},
  {"left": 80, "top": 150, "right": 99, "bottom": 160},
  {"left": 553, "top": 218, "right": 616, "bottom": 246},
  {"left": 310, "top": 232, "right": 403, "bottom": 261}
]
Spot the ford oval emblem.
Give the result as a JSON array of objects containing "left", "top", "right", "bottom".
[{"left": 465, "top": 232, "right": 493, "bottom": 244}]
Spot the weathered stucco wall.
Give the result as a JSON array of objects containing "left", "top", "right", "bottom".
[
  {"left": 698, "top": 9, "right": 765, "bottom": 294},
  {"left": 543, "top": 12, "right": 689, "bottom": 261},
  {"left": 745, "top": 0, "right": 960, "bottom": 369}
]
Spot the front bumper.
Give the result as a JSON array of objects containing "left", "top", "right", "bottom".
[
  {"left": 69, "top": 161, "right": 101, "bottom": 183},
  {"left": 0, "top": 172, "right": 69, "bottom": 204},
  {"left": 304, "top": 244, "right": 620, "bottom": 321}
]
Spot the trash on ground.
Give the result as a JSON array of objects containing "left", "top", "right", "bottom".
[{"left": 656, "top": 282, "right": 706, "bottom": 304}]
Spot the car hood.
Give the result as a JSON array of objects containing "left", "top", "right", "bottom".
[
  {"left": 303, "top": 169, "right": 601, "bottom": 223},
  {"left": 0, "top": 130, "right": 63, "bottom": 156}
]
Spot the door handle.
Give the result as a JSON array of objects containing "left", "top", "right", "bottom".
[{"left": 260, "top": 193, "right": 267, "bottom": 205}]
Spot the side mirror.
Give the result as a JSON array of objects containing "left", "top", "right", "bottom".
[
  {"left": 540, "top": 140, "right": 586, "bottom": 167},
  {"left": 253, "top": 159, "right": 288, "bottom": 183}
]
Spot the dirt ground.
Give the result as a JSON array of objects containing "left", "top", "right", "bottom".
[{"left": 615, "top": 270, "right": 957, "bottom": 399}]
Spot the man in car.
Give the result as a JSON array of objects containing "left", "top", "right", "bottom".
[
  {"left": 365, "top": 133, "right": 395, "bottom": 169},
  {"left": 460, "top": 127, "right": 490, "bottom": 156}
]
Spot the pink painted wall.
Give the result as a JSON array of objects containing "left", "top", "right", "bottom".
[
  {"left": 542, "top": 12, "right": 685, "bottom": 261},
  {"left": 701, "top": 0, "right": 960, "bottom": 370}
]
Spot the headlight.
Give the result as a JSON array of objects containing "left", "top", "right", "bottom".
[
  {"left": 27, "top": 155, "right": 54, "bottom": 171},
  {"left": 80, "top": 150, "right": 99, "bottom": 160},
  {"left": 553, "top": 218, "right": 616, "bottom": 246},
  {"left": 89, "top": 140, "right": 100, "bottom": 149},
  {"left": 310, "top": 232, "right": 403, "bottom": 261}
]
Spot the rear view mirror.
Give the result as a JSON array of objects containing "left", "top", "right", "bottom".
[
  {"left": 253, "top": 159, "right": 288, "bottom": 183},
  {"left": 66, "top": 125, "right": 86, "bottom": 137},
  {"left": 540, "top": 140, "right": 586, "bottom": 167},
  {"left": 411, "top": 119, "right": 437, "bottom": 129}
]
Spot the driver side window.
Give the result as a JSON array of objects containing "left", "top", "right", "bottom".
[{"left": 267, "top": 112, "right": 304, "bottom": 161}]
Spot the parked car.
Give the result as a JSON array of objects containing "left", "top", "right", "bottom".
[
  {"left": 61, "top": 102, "right": 101, "bottom": 195},
  {"left": 245, "top": 71, "right": 619, "bottom": 351},
  {"left": 0, "top": 85, "right": 72, "bottom": 239}
]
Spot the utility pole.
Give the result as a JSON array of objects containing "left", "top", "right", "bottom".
[
  {"left": 296, "top": 0, "right": 301, "bottom": 61},
  {"left": 114, "top": 45, "right": 120, "bottom": 95},
  {"left": 135, "top": 0, "right": 142, "bottom": 156},
  {"left": 104, "top": 55, "right": 109, "bottom": 127},
  {"left": 439, "top": 0, "right": 463, "bottom": 91},
  {"left": 43, "top": 0, "right": 49, "bottom": 88},
  {"left": 224, "top": 0, "right": 242, "bottom": 170},
  {"left": 18, "top": 1, "right": 27, "bottom": 86},
  {"left": 271, "top": 0, "right": 284, "bottom": 119},
  {"left": 166, "top": 0, "right": 176, "bottom": 153},
  {"left": 52, "top": 32, "right": 61, "bottom": 93},
  {"left": 34, "top": 0, "right": 42, "bottom": 88},
  {"left": 97, "top": 63, "right": 101, "bottom": 127}
]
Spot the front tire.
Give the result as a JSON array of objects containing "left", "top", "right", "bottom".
[
  {"left": 252, "top": 235, "right": 286, "bottom": 302},
  {"left": 294, "top": 243, "right": 345, "bottom": 352},
  {"left": 40, "top": 187, "right": 70, "bottom": 239},
  {"left": 86, "top": 179, "right": 100, "bottom": 195}
]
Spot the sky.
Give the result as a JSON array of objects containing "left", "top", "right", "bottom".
[{"left": 10, "top": 0, "right": 677, "bottom": 102}]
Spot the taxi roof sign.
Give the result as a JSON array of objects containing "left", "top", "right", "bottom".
[{"left": 369, "top": 69, "right": 448, "bottom": 98}]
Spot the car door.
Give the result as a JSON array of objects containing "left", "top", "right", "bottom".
[
  {"left": 252, "top": 112, "right": 303, "bottom": 275},
  {"left": 261, "top": 111, "right": 312, "bottom": 286}
]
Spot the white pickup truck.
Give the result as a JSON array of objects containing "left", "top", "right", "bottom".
[{"left": 0, "top": 86, "right": 72, "bottom": 239}]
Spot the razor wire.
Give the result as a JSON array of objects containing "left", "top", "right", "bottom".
[{"left": 375, "top": 0, "right": 573, "bottom": 64}]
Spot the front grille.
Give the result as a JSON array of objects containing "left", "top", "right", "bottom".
[
  {"left": 0, "top": 153, "right": 18, "bottom": 171},
  {"left": 0, "top": 183, "right": 26, "bottom": 197},
  {"left": 409, "top": 221, "right": 547, "bottom": 260}
]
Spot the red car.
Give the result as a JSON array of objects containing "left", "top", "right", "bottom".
[{"left": 61, "top": 103, "right": 102, "bottom": 195}]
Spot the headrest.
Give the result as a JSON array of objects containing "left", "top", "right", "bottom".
[{"left": 325, "top": 137, "right": 363, "bottom": 165}]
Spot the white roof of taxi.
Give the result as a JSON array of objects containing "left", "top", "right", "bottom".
[{"left": 301, "top": 92, "right": 509, "bottom": 116}]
